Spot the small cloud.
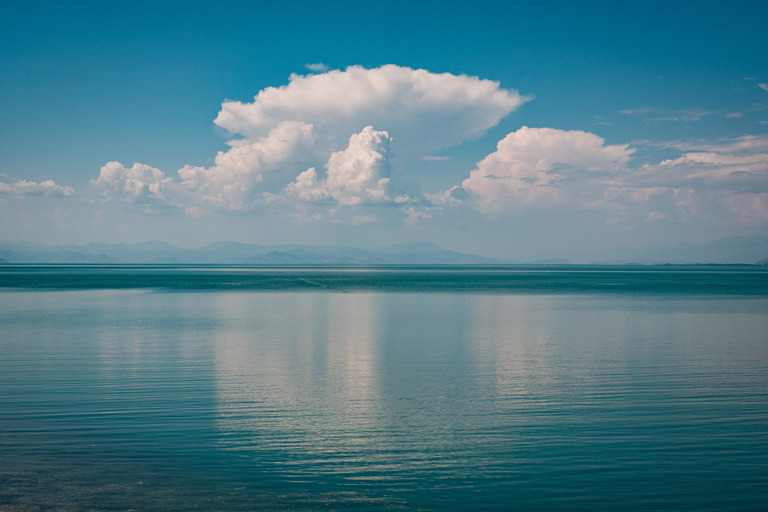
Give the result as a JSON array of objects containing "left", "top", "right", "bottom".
[
  {"left": 0, "top": 179, "right": 76, "bottom": 198},
  {"left": 759, "top": 120, "right": 768, "bottom": 124},
  {"left": 620, "top": 107, "right": 655, "bottom": 116},
  {"left": 305, "top": 63, "right": 329, "bottom": 73},
  {"left": 421, "top": 155, "right": 452, "bottom": 161},
  {"left": 744, "top": 77, "right": 755, "bottom": 80},
  {"left": 758, "top": 83, "right": 768, "bottom": 92},
  {"left": 725, "top": 112, "right": 743, "bottom": 118},
  {"left": 402, "top": 206, "right": 432, "bottom": 225},
  {"left": 593, "top": 122, "right": 611, "bottom": 126},
  {"left": 657, "top": 76, "right": 665, "bottom": 79},
  {"left": 644, "top": 211, "right": 669, "bottom": 222}
]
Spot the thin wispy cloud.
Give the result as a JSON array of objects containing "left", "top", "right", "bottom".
[
  {"left": 622, "top": 107, "right": 745, "bottom": 123},
  {"left": 619, "top": 107, "right": 655, "bottom": 116},
  {"left": 305, "top": 63, "right": 329, "bottom": 73}
]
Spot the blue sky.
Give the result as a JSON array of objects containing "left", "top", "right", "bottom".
[{"left": 1, "top": 1, "right": 767, "bottom": 258}]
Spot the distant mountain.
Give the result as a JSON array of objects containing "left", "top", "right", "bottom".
[
  {"left": 0, "top": 240, "right": 497, "bottom": 265},
  {"left": 2, "top": 235, "right": 767, "bottom": 265},
  {"left": 536, "top": 235, "right": 768, "bottom": 265}
]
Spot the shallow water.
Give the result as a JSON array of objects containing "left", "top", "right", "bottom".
[{"left": 1, "top": 266, "right": 767, "bottom": 510}]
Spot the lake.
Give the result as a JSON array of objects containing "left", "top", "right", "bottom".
[{"left": 1, "top": 266, "right": 767, "bottom": 510}]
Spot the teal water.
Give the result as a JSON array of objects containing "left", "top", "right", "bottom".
[{"left": 1, "top": 266, "right": 767, "bottom": 510}]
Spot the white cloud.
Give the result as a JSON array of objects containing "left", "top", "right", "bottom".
[
  {"left": 648, "top": 151, "right": 768, "bottom": 189},
  {"left": 644, "top": 211, "right": 669, "bottom": 222},
  {"left": 0, "top": 179, "right": 76, "bottom": 198},
  {"left": 460, "top": 127, "right": 633, "bottom": 211},
  {"left": 285, "top": 126, "right": 411, "bottom": 206},
  {"left": 94, "top": 65, "right": 527, "bottom": 219},
  {"left": 214, "top": 64, "right": 528, "bottom": 159},
  {"left": 91, "top": 162, "right": 177, "bottom": 205},
  {"left": 620, "top": 107, "right": 655, "bottom": 116},
  {"left": 758, "top": 83, "right": 768, "bottom": 92},
  {"left": 402, "top": 206, "right": 432, "bottom": 225},
  {"left": 621, "top": 107, "right": 744, "bottom": 123},
  {"left": 424, "top": 185, "right": 465, "bottom": 206},
  {"left": 445, "top": 130, "right": 768, "bottom": 225},
  {"left": 176, "top": 121, "right": 316, "bottom": 211},
  {"left": 305, "top": 63, "right": 329, "bottom": 73},
  {"left": 663, "top": 134, "right": 768, "bottom": 154}
]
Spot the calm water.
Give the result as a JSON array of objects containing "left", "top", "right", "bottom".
[{"left": 1, "top": 266, "right": 767, "bottom": 510}]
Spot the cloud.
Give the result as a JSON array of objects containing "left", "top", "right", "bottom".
[
  {"left": 601, "top": 137, "right": 768, "bottom": 223},
  {"left": 214, "top": 64, "right": 529, "bottom": 159},
  {"left": 620, "top": 107, "right": 655, "bottom": 116},
  {"left": 621, "top": 107, "right": 743, "bottom": 123},
  {"left": 631, "top": 149, "right": 768, "bottom": 197},
  {"left": 644, "top": 211, "right": 669, "bottom": 222},
  {"left": 91, "top": 162, "right": 177, "bottom": 205},
  {"left": 0, "top": 179, "right": 76, "bottom": 198},
  {"left": 95, "top": 65, "right": 528, "bottom": 219},
  {"left": 441, "top": 130, "right": 768, "bottom": 225},
  {"left": 759, "top": 83, "right": 768, "bottom": 92},
  {"left": 661, "top": 134, "right": 768, "bottom": 154},
  {"left": 460, "top": 127, "right": 633, "bottom": 211},
  {"left": 285, "top": 126, "right": 411, "bottom": 206},
  {"left": 305, "top": 63, "right": 329, "bottom": 73},
  {"left": 176, "top": 121, "right": 316, "bottom": 211},
  {"left": 402, "top": 206, "right": 432, "bottom": 225}
]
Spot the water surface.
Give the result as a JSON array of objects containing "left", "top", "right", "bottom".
[{"left": 1, "top": 266, "right": 767, "bottom": 510}]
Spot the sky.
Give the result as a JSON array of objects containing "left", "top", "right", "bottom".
[{"left": 1, "top": 0, "right": 767, "bottom": 259}]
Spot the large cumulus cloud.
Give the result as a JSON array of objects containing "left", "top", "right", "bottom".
[
  {"left": 450, "top": 128, "right": 768, "bottom": 225},
  {"left": 92, "top": 162, "right": 176, "bottom": 205},
  {"left": 461, "top": 126, "right": 633, "bottom": 211},
  {"left": 285, "top": 127, "right": 411, "bottom": 206},
  {"left": 215, "top": 64, "right": 528, "bottom": 158}
]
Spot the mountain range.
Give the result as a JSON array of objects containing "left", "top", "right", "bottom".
[{"left": 1, "top": 236, "right": 767, "bottom": 265}]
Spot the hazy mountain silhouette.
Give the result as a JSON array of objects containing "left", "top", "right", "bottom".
[{"left": 1, "top": 235, "right": 767, "bottom": 264}]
